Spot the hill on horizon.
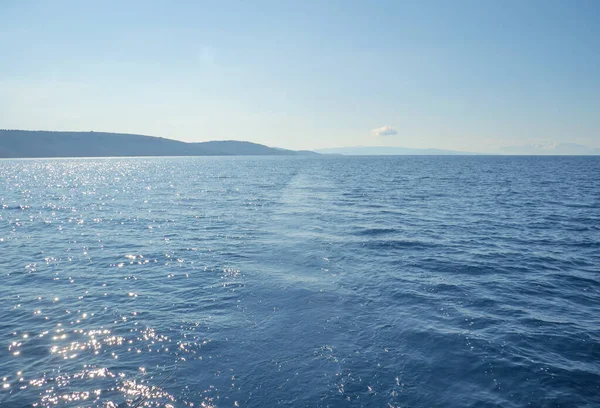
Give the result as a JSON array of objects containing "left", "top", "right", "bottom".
[
  {"left": 0, "top": 130, "right": 316, "bottom": 158},
  {"left": 316, "top": 143, "right": 600, "bottom": 156},
  {"left": 315, "top": 146, "right": 479, "bottom": 155}
]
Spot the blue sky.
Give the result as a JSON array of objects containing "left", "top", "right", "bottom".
[{"left": 1, "top": 0, "right": 599, "bottom": 151}]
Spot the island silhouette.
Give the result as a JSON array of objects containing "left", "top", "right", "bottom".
[{"left": 0, "top": 130, "right": 317, "bottom": 158}]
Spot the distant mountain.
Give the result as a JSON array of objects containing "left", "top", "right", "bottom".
[
  {"left": 0, "top": 130, "right": 317, "bottom": 158},
  {"left": 493, "top": 143, "right": 600, "bottom": 155},
  {"left": 315, "top": 146, "right": 478, "bottom": 155},
  {"left": 317, "top": 143, "right": 600, "bottom": 156}
]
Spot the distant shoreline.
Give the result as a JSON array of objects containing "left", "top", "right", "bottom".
[
  {"left": 0, "top": 130, "right": 318, "bottom": 158},
  {"left": 1, "top": 130, "right": 598, "bottom": 157}
]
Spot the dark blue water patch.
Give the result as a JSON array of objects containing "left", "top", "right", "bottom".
[
  {"left": 362, "top": 238, "right": 439, "bottom": 252},
  {"left": 353, "top": 227, "right": 400, "bottom": 236}
]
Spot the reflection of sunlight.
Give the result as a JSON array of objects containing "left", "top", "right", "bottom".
[
  {"left": 29, "top": 364, "right": 179, "bottom": 407},
  {"left": 1, "top": 159, "right": 249, "bottom": 407},
  {"left": 118, "top": 378, "right": 176, "bottom": 406},
  {"left": 26, "top": 362, "right": 180, "bottom": 407},
  {"left": 18, "top": 323, "right": 193, "bottom": 407}
]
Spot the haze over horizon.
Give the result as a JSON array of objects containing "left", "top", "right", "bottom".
[{"left": 1, "top": 1, "right": 599, "bottom": 152}]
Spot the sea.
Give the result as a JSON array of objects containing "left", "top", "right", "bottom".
[{"left": 0, "top": 156, "right": 599, "bottom": 408}]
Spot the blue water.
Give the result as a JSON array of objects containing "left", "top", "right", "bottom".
[{"left": 0, "top": 156, "right": 599, "bottom": 407}]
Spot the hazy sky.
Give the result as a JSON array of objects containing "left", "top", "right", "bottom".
[{"left": 1, "top": 0, "right": 599, "bottom": 151}]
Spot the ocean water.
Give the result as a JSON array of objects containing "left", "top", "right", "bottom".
[{"left": 0, "top": 156, "right": 599, "bottom": 408}]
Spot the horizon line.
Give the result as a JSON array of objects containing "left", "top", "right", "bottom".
[{"left": 2, "top": 129, "right": 599, "bottom": 155}]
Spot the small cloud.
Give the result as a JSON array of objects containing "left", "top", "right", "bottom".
[{"left": 371, "top": 125, "right": 398, "bottom": 137}]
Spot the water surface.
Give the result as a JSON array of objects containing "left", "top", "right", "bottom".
[{"left": 1, "top": 156, "right": 599, "bottom": 407}]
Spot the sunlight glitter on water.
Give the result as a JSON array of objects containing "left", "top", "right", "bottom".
[{"left": 1, "top": 156, "right": 599, "bottom": 407}]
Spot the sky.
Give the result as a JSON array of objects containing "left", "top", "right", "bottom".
[{"left": 1, "top": 0, "right": 599, "bottom": 152}]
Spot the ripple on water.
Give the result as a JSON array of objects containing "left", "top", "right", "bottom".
[{"left": 1, "top": 156, "right": 599, "bottom": 407}]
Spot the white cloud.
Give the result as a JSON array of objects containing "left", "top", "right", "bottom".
[{"left": 371, "top": 125, "right": 398, "bottom": 137}]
